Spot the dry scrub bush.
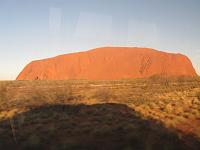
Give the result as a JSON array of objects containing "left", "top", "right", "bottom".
[
  {"left": 30, "top": 84, "right": 73, "bottom": 105},
  {"left": 197, "top": 92, "right": 200, "bottom": 101},
  {"left": 176, "top": 76, "right": 195, "bottom": 86},
  {"left": 148, "top": 75, "right": 198, "bottom": 86},
  {"left": 93, "top": 88, "right": 116, "bottom": 103},
  {"left": 0, "top": 82, "right": 9, "bottom": 102},
  {"left": 132, "top": 96, "right": 149, "bottom": 106},
  {"left": 54, "top": 85, "right": 73, "bottom": 103},
  {"left": 148, "top": 75, "right": 170, "bottom": 87},
  {"left": 31, "top": 87, "right": 51, "bottom": 104},
  {"left": 176, "top": 76, "right": 188, "bottom": 84}
]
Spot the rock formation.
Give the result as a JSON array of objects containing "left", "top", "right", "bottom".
[{"left": 16, "top": 47, "right": 197, "bottom": 80}]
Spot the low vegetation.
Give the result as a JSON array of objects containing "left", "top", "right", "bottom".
[
  {"left": 93, "top": 88, "right": 116, "bottom": 103},
  {"left": 197, "top": 91, "right": 200, "bottom": 101},
  {"left": 0, "top": 82, "right": 9, "bottom": 102},
  {"left": 0, "top": 76, "right": 200, "bottom": 149}
]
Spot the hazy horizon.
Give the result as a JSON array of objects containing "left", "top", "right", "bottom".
[{"left": 0, "top": 0, "right": 200, "bottom": 80}]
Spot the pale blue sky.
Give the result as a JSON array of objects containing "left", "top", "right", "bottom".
[{"left": 0, "top": 0, "right": 200, "bottom": 80}]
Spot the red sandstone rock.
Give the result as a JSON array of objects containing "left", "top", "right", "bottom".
[{"left": 16, "top": 47, "right": 197, "bottom": 80}]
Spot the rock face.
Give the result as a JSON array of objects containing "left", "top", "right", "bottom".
[{"left": 16, "top": 47, "right": 197, "bottom": 80}]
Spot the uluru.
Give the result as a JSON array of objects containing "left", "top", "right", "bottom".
[{"left": 16, "top": 47, "right": 197, "bottom": 80}]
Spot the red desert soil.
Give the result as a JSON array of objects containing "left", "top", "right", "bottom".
[{"left": 16, "top": 47, "right": 197, "bottom": 80}]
